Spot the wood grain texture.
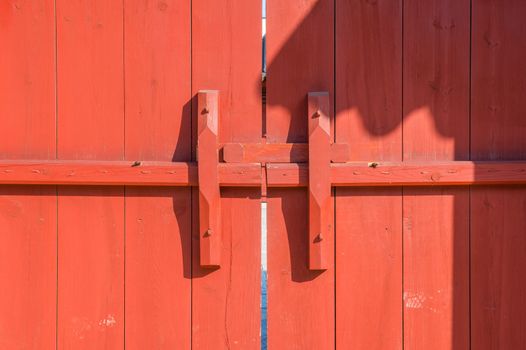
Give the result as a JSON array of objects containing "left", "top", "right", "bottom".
[
  {"left": 471, "top": 0, "right": 526, "bottom": 161},
  {"left": 0, "top": 187, "right": 56, "bottom": 349},
  {"left": 222, "top": 142, "right": 350, "bottom": 163},
  {"left": 57, "top": 187, "right": 124, "bottom": 349},
  {"left": 307, "top": 92, "right": 331, "bottom": 270},
  {"left": 267, "top": 0, "right": 334, "bottom": 143},
  {"left": 265, "top": 161, "right": 526, "bottom": 187},
  {"left": 336, "top": 188, "right": 402, "bottom": 349},
  {"left": 191, "top": 189, "right": 261, "bottom": 349},
  {"left": 403, "top": 0, "right": 470, "bottom": 161},
  {"left": 125, "top": 188, "right": 191, "bottom": 349},
  {"left": 403, "top": 188, "right": 469, "bottom": 350},
  {"left": 403, "top": 1, "right": 470, "bottom": 349},
  {"left": 192, "top": 0, "right": 261, "bottom": 347},
  {"left": 471, "top": 1, "right": 526, "bottom": 348},
  {"left": 471, "top": 187, "right": 526, "bottom": 349},
  {"left": 267, "top": 189, "right": 334, "bottom": 349},
  {"left": 124, "top": 0, "right": 192, "bottom": 347},
  {"left": 197, "top": 91, "right": 221, "bottom": 267},
  {"left": 0, "top": 0, "right": 56, "bottom": 159},
  {"left": 335, "top": 0, "right": 402, "bottom": 161},
  {"left": 335, "top": 1, "right": 402, "bottom": 348},
  {"left": 56, "top": 0, "right": 124, "bottom": 348},
  {"left": 0, "top": 160, "right": 261, "bottom": 187},
  {"left": 266, "top": 0, "right": 334, "bottom": 347},
  {"left": 0, "top": 1, "right": 57, "bottom": 348}
]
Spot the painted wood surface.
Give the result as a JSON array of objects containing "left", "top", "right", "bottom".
[
  {"left": 267, "top": 0, "right": 334, "bottom": 348},
  {"left": 402, "top": 1, "right": 470, "bottom": 349},
  {"left": 123, "top": 0, "right": 192, "bottom": 347},
  {"left": 192, "top": 0, "right": 261, "bottom": 348},
  {"left": 307, "top": 92, "right": 331, "bottom": 270},
  {"left": 1, "top": 1, "right": 526, "bottom": 349},
  {"left": 3, "top": 160, "right": 526, "bottom": 187},
  {"left": 335, "top": 1, "right": 402, "bottom": 348},
  {"left": 56, "top": 1, "right": 125, "bottom": 348},
  {"left": 471, "top": 1, "right": 526, "bottom": 348},
  {"left": 0, "top": 1, "right": 56, "bottom": 348},
  {"left": 197, "top": 91, "right": 221, "bottom": 267}
]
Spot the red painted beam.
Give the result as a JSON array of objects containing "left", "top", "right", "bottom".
[
  {"left": 267, "top": 161, "right": 526, "bottom": 187},
  {"left": 223, "top": 142, "right": 349, "bottom": 163},
  {"left": 0, "top": 160, "right": 260, "bottom": 187},
  {"left": 1, "top": 160, "right": 526, "bottom": 187}
]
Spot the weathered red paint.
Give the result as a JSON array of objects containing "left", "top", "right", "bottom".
[
  {"left": 307, "top": 92, "right": 332, "bottom": 270},
  {"left": 197, "top": 91, "right": 221, "bottom": 267},
  {"left": 1, "top": 0, "right": 526, "bottom": 349}
]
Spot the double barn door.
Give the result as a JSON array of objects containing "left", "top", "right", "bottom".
[{"left": 2, "top": 0, "right": 526, "bottom": 349}]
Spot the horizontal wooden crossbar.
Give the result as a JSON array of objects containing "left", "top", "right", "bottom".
[
  {"left": 0, "top": 160, "right": 526, "bottom": 187},
  {"left": 223, "top": 142, "right": 350, "bottom": 163},
  {"left": 0, "top": 160, "right": 260, "bottom": 187},
  {"left": 267, "top": 161, "right": 526, "bottom": 187}
]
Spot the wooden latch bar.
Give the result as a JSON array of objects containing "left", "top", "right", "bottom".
[
  {"left": 197, "top": 90, "right": 221, "bottom": 268},
  {"left": 308, "top": 92, "right": 332, "bottom": 271}
]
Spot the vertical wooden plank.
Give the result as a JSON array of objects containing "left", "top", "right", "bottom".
[
  {"left": 267, "top": 0, "right": 334, "bottom": 143},
  {"left": 124, "top": 188, "right": 191, "bottom": 349},
  {"left": 403, "top": 1, "right": 470, "bottom": 349},
  {"left": 124, "top": 0, "right": 191, "bottom": 348},
  {"left": 0, "top": 186, "right": 57, "bottom": 350},
  {"left": 0, "top": 1, "right": 57, "bottom": 348},
  {"left": 266, "top": 0, "right": 334, "bottom": 348},
  {"left": 471, "top": 188, "right": 526, "bottom": 349},
  {"left": 57, "top": 0, "right": 124, "bottom": 161},
  {"left": 192, "top": 0, "right": 261, "bottom": 348},
  {"left": 403, "top": 188, "right": 469, "bottom": 349},
  {"left": 192, "top": 189, "right": 261, "bottom": 349},
  {"left": 472, "top": 1, "right": 526, "bottom": 348},
  {"left": 266, "top": 189, "right": 333, "bottom": 349},
  {"left": 335, "top": 0, "right": 402, "bottom": 162},
  {"left": 56, "top": 1, "right": 124, "bottom": 348},
  {"left": 335, "top": 188, "right": 402, "bottom": 349},
  {"left": 335, "top": 1, "right": 402, "bottom": 349},
  {"left": 0, "top": 0, "right": 56, "bottom": 159}
]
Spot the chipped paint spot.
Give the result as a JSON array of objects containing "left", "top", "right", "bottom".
[
  {"left": 99, "top": 314, "right": 117, "bottom": 328},
  {"left": 404, "top": 291, "right": 426, "bottom": 309}
]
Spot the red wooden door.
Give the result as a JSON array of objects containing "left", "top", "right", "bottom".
[
  {"left": 1, "top": 0, "right": 262, "bottom": 349},
  {"left": 2, "top": 0, "right": 526, "bottom": 349}
]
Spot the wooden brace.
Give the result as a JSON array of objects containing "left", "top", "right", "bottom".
[{"left": 197, "top": 91, "right": 221, "bottom": 268}]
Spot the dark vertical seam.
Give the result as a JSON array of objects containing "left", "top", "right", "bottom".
[
  {"left": 54, "top": 1, "right": 59, "bottom": 348},
  {"left": 190, "top": 0, "right": 194, "bottom": 348},
  {"left": 123, "top": 0, "right": 126, "bottom": 161},
  {"left": 468, "top": 2, "right": 473, "bottom": 349},
  {"left": 400, "top": 0, "right": 405, "bottom": 161},
  {"left": 401, "top": 1, "right": 405, "bottom": 349},
  {"left": 122, "top": 2, "right": 126, "bottom": 348},
  {"left": 123, "top": 186, "right": 126, "bottom": 349},
  {"left": 333, "top": 0, "right": 337, "bottom": 349},
  {"left": 469, "top": 0, "right": 473, "bottom": 162},
  {"left": 401, "top": 186, "right": 405, "bottom": 350}
]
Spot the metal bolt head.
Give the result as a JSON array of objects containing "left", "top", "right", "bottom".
[
  {"left": 202, "top": 107, "right": 210, "bottom": 114},
  {"left": 313, "top": 110, "right": 321, "bottom": 118},
  {"left": 204, "top": 229, "right": 212, "bottom": 237}
]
